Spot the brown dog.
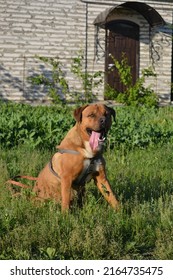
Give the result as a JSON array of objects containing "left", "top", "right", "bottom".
[{"left": 33, "top": 104, "right": 119, "bottom": 211}]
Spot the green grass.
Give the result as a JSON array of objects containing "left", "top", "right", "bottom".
[{"left": 0, "top": 143, "right": 173, "bottom": 260}]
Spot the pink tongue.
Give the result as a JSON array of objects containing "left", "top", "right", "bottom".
[{"left": 89, "top": 131, "right": 101, "bottom": 151}]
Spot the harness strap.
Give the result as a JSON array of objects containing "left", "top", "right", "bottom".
[
  {"left": 7, "top": 149, "right": 100, "bottom": 193},
  {"left": 58, "top": 149, "right": 80, "bottom": 155},
  {"left": 48, "top": 159, "right": 60, "bottom": 179},
  {"left": 74, "top": 157, "right": 102, "bottom": 186},
  {"left": 74, "top": 159, "right": 93, "bottom": 186},
  {"left": 48, "top": 149, "right": 80, "bottom": 178},
  {"left": 49, "top": 149, "right": 102, "bottom": 187}
]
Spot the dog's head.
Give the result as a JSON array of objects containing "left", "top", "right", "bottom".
[{"left": 74, "top": 104, "right": 116, "bottom": 151}]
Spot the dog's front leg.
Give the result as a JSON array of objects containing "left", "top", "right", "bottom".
[
  {"left": 94, "top": 166, "right": 119, "bottom": 210},
  {"left": 61, "top": 177, "right": 73, "bottom": 211}
]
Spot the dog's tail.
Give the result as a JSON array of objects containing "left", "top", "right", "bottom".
[{"left": 6, "top": 175, "right": 37, "bottom": 196}]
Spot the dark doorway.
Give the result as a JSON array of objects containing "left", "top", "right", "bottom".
[{"left": 105, "top": 20, "right": 139, "bottom": 94}]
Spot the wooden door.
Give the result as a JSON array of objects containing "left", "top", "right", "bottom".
[{"left": 105, "top": 20, "right": 139, "bottom": 93}]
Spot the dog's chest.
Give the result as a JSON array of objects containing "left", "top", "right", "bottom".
[{"left": 73, "top": 158, "right": 102, "bottom": 186}]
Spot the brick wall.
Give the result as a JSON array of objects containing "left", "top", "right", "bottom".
[
  {"left": 0, "top": 0, "right": 87, "bottom": 102},
  {"left": 0, "top": 0, "right": 173, "bottom": 103}
]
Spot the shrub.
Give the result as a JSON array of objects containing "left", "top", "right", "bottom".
[
  {"left": 28, "top": 52, "right": 103, "bottom": 104},
  {"left": 1, "top": 102, "right": 173, "bottom": 150},
  {"left": 28, "top": 56, "right": 69, "bottom": 104},
  {"left": 71, "top": 50, "right": 103, "bottom": 103},
  {"left": 105, "top": 54, "right": 158, "bottom": 107},
  {"left": 0, "top": 102, "right": 74, "bottom": 149}
]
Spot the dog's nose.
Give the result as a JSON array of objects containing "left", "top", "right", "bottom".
[{"left": 100, "top": 117, "right": 106, "bottom": 127}]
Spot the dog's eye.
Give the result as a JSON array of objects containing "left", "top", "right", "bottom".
[
  {"left": 88, "top": 113, "right": 96, "bottom": 118},
  {"left": 105, "top": 111, "right": 110, "bottom": 117}
]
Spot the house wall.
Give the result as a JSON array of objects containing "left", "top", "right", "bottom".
[
  {"left": 0, "top": 0, "right": 173, "bottom": 103},
  {"left": 0, "top": 0, "right": 87, "bottom": 102}
]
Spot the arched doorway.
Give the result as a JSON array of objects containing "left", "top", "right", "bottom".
[{"left": 105, "top": 20, "right": 139, "bottom": 93}]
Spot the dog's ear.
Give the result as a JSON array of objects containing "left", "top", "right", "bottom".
[
  {"left": 105, "top": 106, "right": 116, "bottom": 122},
  {"left": 74, "top": 105, "right": 88, "bottom": 122}
]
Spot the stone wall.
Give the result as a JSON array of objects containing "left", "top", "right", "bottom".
[
  {"left": 0, "top": 0, "right": 87, "bottom": 102},
  {"left": 0, "top": 0, "right": 173, "bottom": 103}
]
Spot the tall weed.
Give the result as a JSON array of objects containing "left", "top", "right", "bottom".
[{"left": 1, "top": 102, "right": 173, "bottom": 150}]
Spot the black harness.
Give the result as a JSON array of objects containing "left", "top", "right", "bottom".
[{"left": 48, "top": 149, "right": 102, "bottom": 186}]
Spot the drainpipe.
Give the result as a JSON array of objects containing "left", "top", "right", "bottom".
[
  {"left": 80, "top": 0, "right": 113, "bottom": 101},
  {"left": 85, "top": 2, "right": 88, "bottom": 90},
  {"left": 171, "top": 10, "right": 173, "bottom": 102},
  {"left": 79, "top": 0, "right": 88, "bottom": 100}
]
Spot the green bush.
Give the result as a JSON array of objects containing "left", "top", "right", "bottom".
[
  {"left": 28, "top": 52, "right": 103, "bottom": 104},
  {"left": 71, "top": 50, "right": 103, "bottom": 102},
  {"left": 109, "top": 106, "right": 173, "bottom": 149},
  {"left": 0, "top": 102, "right": 74, "bottom": 150},
  {"left": 105, "top": 54, "right": 158, "bottom": 107},
  {"left": 1, "top": 102, "right": 173, "bottom": 150},
  {"left": 28, "top": 56, "right": 69, "bottom": 104}
]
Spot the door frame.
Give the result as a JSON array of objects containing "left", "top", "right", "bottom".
[{"left": 105, "top": 20, "right": 140, "bottom": 95}]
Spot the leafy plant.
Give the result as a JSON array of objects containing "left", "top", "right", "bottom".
[
  {"left": 0, "top": 102, "right": 74, "bottom": 150},
  {"left": 71, "top": 50, "right": 103, "bottom": 102},
  {"left": 39, "top": 247, "right": 58, "bottom": 260},
  {"left": 105, "top": 54, "right": 158, "bottom": 107},
  {"left": 28, "top": 56, "right": 69, "bottom": 104},
  {"left": 1, "top": 102, "right": 173, "bottom": 151},
  {"left": 28, "top": 52, "right": 103, "bottom": 104}
]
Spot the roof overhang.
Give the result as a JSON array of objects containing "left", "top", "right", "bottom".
[{"left": 94, "top": 1, "right": 165, "bottom": 28}]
